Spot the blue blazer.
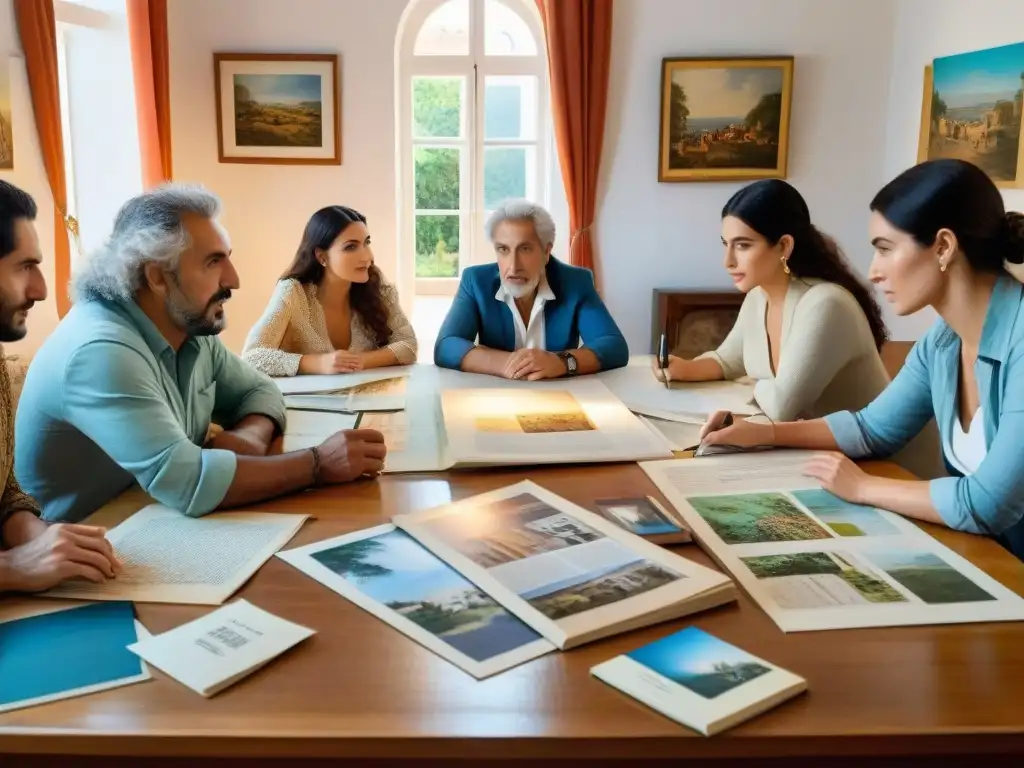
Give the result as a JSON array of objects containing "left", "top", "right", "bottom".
[{"left": 433, "top": 257, "right": 629, "bottom": 371}]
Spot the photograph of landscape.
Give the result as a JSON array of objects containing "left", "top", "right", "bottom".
[
  {"left": 419, "top": 493, "right": 605, "bottom": 568},
  {"left": 686, "top": 492, "right": 833, "bottom": 544},
  {"left": 926, "top": 42, "right": 1024, "bottom": 183},
  {"left": 473, "top": 390, "right": 597, "bottom": 434},
  {"left": 660, "top": 57, "right": 793, "bottom": 180},
  {"left": 627, "top": 626, "right": 771, "bottom": 699},
  {"left": 741, "top": 551, "right": 907, "bottom": 608},
  {"left": 595, "top": 497, "right": 681, "bottom": 536},
  {"left": 310, "top": 530, "right": 543, "bottom": 662},
  {"left": 864, "top": 549, "right": 996, "bottom": 604},
  {"left": 790, "top": 489, "right": 901, "bottom": 537},
  {"left": 233, "top": 73, "right": 323, "bottom": 147}
]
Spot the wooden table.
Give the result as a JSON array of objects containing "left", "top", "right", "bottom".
[{"left": 2, "top": 460, "right": 1024, "bottom": 765}]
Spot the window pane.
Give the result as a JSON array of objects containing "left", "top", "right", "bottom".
[
  {"left": 413, "top": 77, "right": 463, "bottom": 139},
  {"left": 414, "top": 147, "right": 460, "bottom": 210},
  {"left": 415, "top": 215, "right": 460, "bottom": 278},
  {"left": 484, "top": 146, "right": 533, "bottom": 208},
  {"left": 484, "top": 0, "right": 538, "bottom": 56},
  {"left": 414, "top": 0, "right": 469, "bottom": 56},
  {"left": 485, "top": 76, "right": 537, "bottom": 140}
]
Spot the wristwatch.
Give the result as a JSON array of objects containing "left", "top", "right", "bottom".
[{"left": 557, "top": 351, "right": 578, "bottom": 376}]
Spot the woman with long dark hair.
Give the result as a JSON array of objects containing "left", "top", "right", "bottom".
[
  {"left": 654, "top": 179, "right": 891, "bottom": 423},
  {"left": 700, "top": 159, "right": 1024, "bottom": 559},
  {"left": 243, "top": 206, "right": 416, "bottom": 376}
]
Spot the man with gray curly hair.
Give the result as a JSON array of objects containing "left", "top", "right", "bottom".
[
  {"left": 16, "top": 184, "right": 386, "bottom": 524},
  {"left": 434, "top": 198, "right": 628, "bottom": 379}
]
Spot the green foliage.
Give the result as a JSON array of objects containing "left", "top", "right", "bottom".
[
  {"left": 743, "top": 552, "right": 840, "bottom": 579},
  {"left": 484, "top": 148, "right": 526, "bottom": 208},
  {"left": 885, "top": 566, "right": 995, "bottom": 604},
  {"left": 838, "top": 570, "right": 905, "bottom": 603},
  {"left": 689, "top": 493, "right": 830, "bottom": 544},
  {"left": 744, "top": 92, "right": 782, "bottom": 138},
  {"left": 669, "top": 82, "right": 690, "bottom": 143},
  {"left": 312, "top": 539, "right": 391, "bottom": 579},
  {"left": 413, "top": 78, "right": 461, "bottom": 137}
]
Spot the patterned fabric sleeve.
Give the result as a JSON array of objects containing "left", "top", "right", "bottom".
[
  {"left": 0, "top": 358, "right": 41, "bottom": 546},
  {"left": 240, "top": 280, "right": 306, "bottom": 377},
  {"left": 381, "top": 284, "right": 418, "bottom": 364}
]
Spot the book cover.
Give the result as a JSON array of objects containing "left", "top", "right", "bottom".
[{"left": 591, "top": 626, "right": 806, "bottom": 735}]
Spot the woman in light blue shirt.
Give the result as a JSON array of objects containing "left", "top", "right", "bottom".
[{"left": 699, "top": 159, "right": 1024, "bottom": 559}]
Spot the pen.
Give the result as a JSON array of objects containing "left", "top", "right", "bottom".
[
  {"left": 657, "top": 332, "right": 670, "bottom": 389},
  {"left": 683, "top": 412, "right": 735, "bottom": 453}
]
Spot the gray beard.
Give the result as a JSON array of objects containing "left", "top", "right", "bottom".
[{"left": 502, "top": 276, "right": 540, "bottom": 299}]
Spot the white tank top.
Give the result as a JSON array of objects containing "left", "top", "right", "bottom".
[{"left": 948, "top": 407, "right": 987, "bottom": 475}]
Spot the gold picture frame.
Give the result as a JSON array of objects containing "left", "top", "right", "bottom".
[
  {"left": 213, "top": 52, "right": 342, "bottom": 165},
  {"left": 658, "top": 56, "right": 794, "bottom": 182}
]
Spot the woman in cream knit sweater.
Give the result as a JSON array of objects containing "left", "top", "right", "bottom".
[
  {"left": 654, "top": 179, "right": 943, "bottom": 477},
  {"left": 242, "top": 206, "right": 417, "bottom": 377}
]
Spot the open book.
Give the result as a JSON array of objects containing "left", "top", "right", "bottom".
[{"left": 390, "top": 480, "right": 736, "bottom": 650}]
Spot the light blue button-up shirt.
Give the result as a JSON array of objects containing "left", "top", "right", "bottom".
[
  {"left": 15, "top": 298, "right": 287, "bottom": 523},
  {"left": 825, "top": 274, "right": 1024, "bottom": 559}
]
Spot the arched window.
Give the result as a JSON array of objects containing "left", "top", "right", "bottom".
[{"left": 397, "top": 0, "right": 549, "bottom": 296}]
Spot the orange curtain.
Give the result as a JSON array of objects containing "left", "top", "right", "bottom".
[
  {"left": 535, "top": 0, "right": 613, "bottom": 279},
  {"left": 14, "top": 0, "right": 71, "bottom": 318},
  {"left": 127, "top": 0, "right": 172, "bottom": 187}
]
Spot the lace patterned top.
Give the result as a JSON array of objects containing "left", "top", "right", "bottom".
[
  {"left": 0, "top": 345, "right": 41, "bottom": 546},
  {"left": 241, "top": 279, "right": 418, "bottom": 377}
]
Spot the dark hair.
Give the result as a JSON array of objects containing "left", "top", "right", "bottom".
[
  {"left": 0, "top": 180, "right": 38, "bottom": 259},
  {"left": 870, "top": 158, "right": 1024, "bottom": 270},
  {"left": 722, "top": 179, "right": 889, "bottom": 350},
  {"left": 281, "top": 205, "right": 392, "bottom": 347}
]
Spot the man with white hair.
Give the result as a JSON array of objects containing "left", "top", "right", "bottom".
[
  {"left": 434, "top": 199, "right": 628, "bottom": 379},
  {"left": 16, "top": 184, "right": 386, "bottom": 524}
]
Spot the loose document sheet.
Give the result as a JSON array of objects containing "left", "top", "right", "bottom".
[
  {"left": 640, "top": 451, "right": 1024, "bottom": 632},
  {"left": 41, "top": 505, "right": 309, "bottom": 605}
]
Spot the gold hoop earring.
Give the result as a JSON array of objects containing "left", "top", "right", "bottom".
[{"left": 782, "top": 259, "right": 790, "bottom": 275}]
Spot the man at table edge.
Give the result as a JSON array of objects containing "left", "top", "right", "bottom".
[
  {"left": 433, "top": 199, "right": 629, "bottom": 380},
  {"left": 0, "top": 180, "right": 121, "bottom": 593}
]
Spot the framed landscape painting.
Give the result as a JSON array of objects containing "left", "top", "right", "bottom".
[
  {"left": 214, "top": 52, "right": 341, "bottom": 165},
  {"left": 0, "top": 58, "right": 14, "bottom": 170},
  {"left": 658, "top": 56, "right": 794, "bottom": 182},
  {"left": 919, "top": 41, "right": 1024, "bottom": 188}
]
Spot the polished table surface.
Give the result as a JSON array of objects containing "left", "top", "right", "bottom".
[{"left": 2, "top": 460, "right": 1024, "bottom": 762}]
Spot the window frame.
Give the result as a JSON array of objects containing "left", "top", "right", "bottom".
[{"left": 398, "top": 0, "right": 549, "bottom": 296}]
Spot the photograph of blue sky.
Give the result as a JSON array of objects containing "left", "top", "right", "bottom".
[
  {"left": 933, "top": 42, "right": 1024, "bottom": 108},
  {"left": 791, "top": 490, "right": 900, "bottom": 537},
  {"left": 234, "top": 74, "right": 321, "bottom": 105}
]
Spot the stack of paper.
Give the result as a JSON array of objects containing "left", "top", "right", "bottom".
[
  {"left": 127, "top": 600, "right": 315, "bottom": 697},
  {"left": 0, "top": 601, "right": 150, "bottom": 713},
  {"left": 40, "top": 504, "right": 309, "bottom": 605}
]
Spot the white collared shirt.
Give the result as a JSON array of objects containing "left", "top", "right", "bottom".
[{"left": 496, "top": 274, "right": 556, "bottom": 351}]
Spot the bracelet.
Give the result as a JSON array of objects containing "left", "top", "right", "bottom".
[{"left": 309, "top": 446, "right": 322, "bottom": 487}]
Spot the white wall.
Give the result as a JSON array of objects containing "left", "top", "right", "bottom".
[
  {"left": 168, "top": 0, "right": 409, "bottom": 353},
  {"left": 0, "top": 0, "right": 62, "bottom": 353},
  {"left": 598, "top": 0, "right": 899, "bottom": 352},
  {"left": 884, "top": 0, "right": 1024, "bottom": 339}
]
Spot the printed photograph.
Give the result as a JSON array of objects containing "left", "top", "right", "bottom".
[
  {"left": 742, "top": 551, "right": 906, "bottom": 608},
  {"left": 686, "top": 492, "right": 832, "bottom": 544},
  {"left": 627, "top": 626, "right": 771, "bottom": 699},
  {"left": 233, "top": 73, "right": 323, "bottom": 147},
  {"left": 311, "top": 530, "right": 543, "bottom": 662},
  {"left": 356, "top": 411, "right": 408, "bottom": 451},
  {"left": 864, "top": 549, "right": 996, "bottom": 604},
  {"left": 595, "top": 497, "right": 682, "bottom": 536},
  {"left": 0, "top": 60, "right": 13, "bottom": 170},
  {"left": 925, "top": 42, "right": 1024, "bottom": 183},
  {"left": 506, "top": 540, "right": 683, "bottom": 621},
  {"left": 659, "top": 56, "right": 794, "bottom": 181},
  {"left": 790, "top": 489, "right": 901, "bottom": 537},
  {"left": 420, "top": 493, "right": 605, "bottom": 568},
  {"left": 474, "top": 391, "right": 596, "bottom": 434}
]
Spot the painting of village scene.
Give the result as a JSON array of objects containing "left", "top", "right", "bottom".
[
  {"left": 474, "top": 390, "right": 597, "bottom": 434},
  {"left": 686, "top": 492, "right": 833, "bottom": 544},
  {"left": 419, "top": 493, "right": 683, "bottom": 620},
  {"left": 311, "top": 529, "right": 543, "bottom": 662},
  {"left": 628, "top": 627, "right": 771, "bottom": 699},
  {"left": 924, "top": 42, "right": 1024, "bottom": 185},
  {"left": 659, "top": 56, "right": 794, "bottom": 181}
]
